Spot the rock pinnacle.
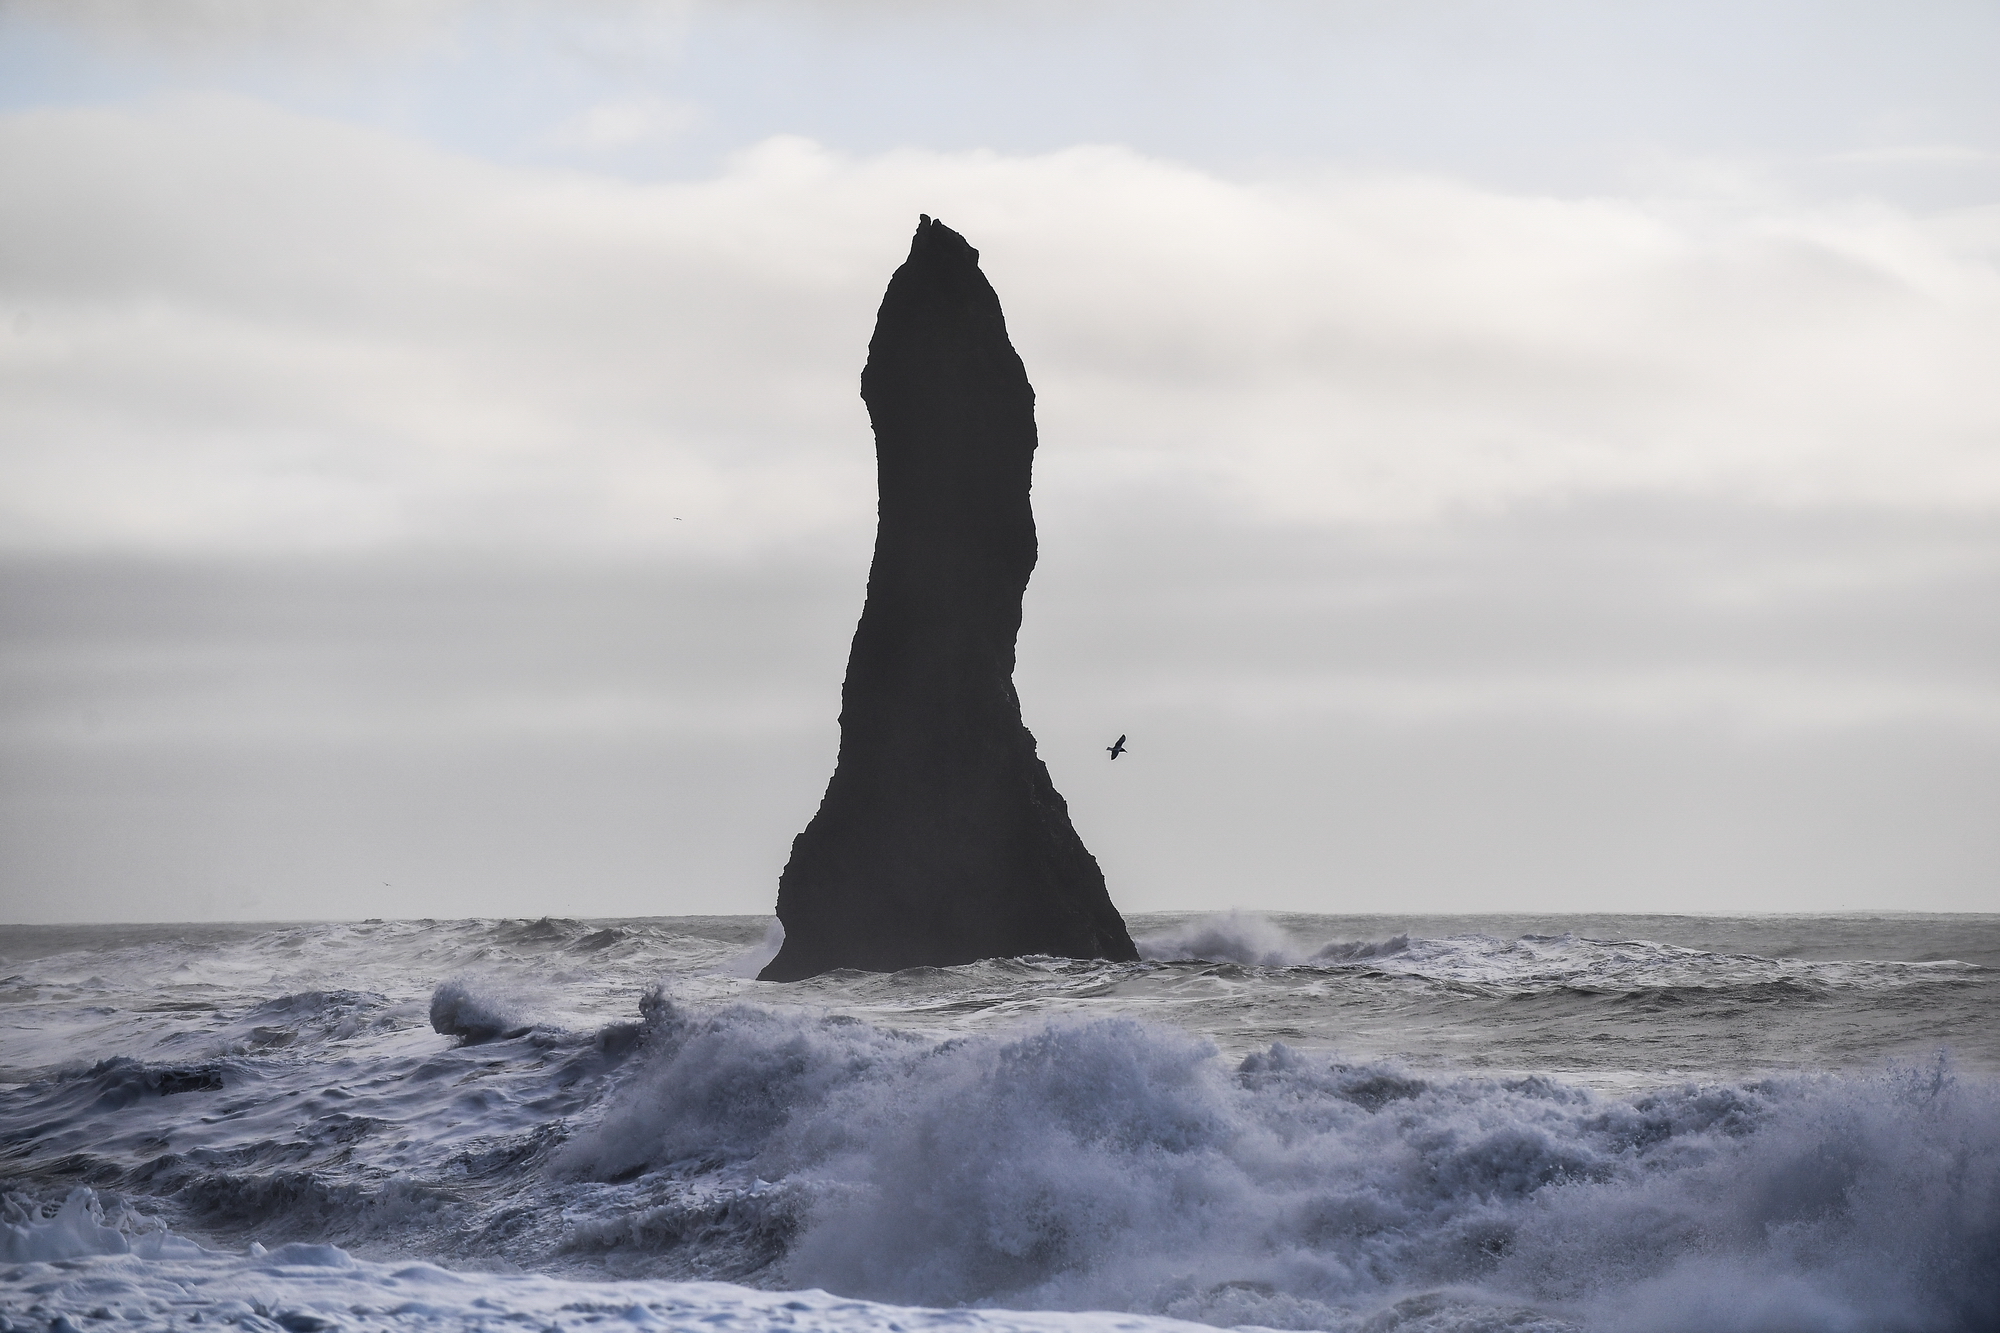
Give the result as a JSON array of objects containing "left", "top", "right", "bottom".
[{"left": 759, "top": 217, "right": 1138, "bottom": 981}]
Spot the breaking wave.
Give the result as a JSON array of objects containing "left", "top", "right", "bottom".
[
  {"left": 4, "top": 914, "right": 1996, "bottom": 1333},
  {"left": 557, "top": 994, "right": 2000, "bottom": 1332},
  {"left": 429, "top": 977, "right": 535, "bottom": 1043},
  {"left": 1135, "top": 911, "right": 1410, "bottom": 967}
]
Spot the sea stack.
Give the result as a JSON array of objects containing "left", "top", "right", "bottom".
[{"left": 760, "top": 217, "right": 1138, "bottom": 982}]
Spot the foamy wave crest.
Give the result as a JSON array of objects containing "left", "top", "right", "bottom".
[
  {"left": 2, "top": 1188, "right": 211, "bottom": 1264},
  {"left": 0, "top": 1238, "right": 1227, "bottom": 1333},
  {"left": 428, "top": 977, "right": 533, "bottom": 1043},
  {"left": 1135, "top": 911, "right": 1408, "bottom": 967},
  {"left": 562, "top": 996, "right": 1999, "bottom": 1332}
]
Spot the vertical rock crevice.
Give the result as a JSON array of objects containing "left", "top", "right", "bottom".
[{"left": 759, "top": 217, "right": 1138, "bottom": 982}]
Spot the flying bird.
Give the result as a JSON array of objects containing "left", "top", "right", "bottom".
[{"left": 1107, "top": 734, "right": 1127, "bottom": 760}]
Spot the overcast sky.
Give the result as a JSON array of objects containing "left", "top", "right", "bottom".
[{"left": 3, "top": 0, "right": 1997, "bottom": 923}]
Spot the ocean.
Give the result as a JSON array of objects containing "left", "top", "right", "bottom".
[{"left": 1, "top": 912, "right": 1995, "bottom": 1332}]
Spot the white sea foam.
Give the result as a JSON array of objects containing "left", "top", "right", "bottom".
[
  {"left": 0, "top": 1200, "right": 1220, "bottom": 1333},
  {"left": 554, "top": 994, "right": 2000, "bottom": 1332},
  {"left": 3, "top": 914, "right": 1995, "bottom": 1333},
  {"left": 1134, "top": 911, "right": 1970, "bottom": 1002}
]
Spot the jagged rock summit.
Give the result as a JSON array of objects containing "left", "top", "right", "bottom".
[{"left": 760, "top": 217, "right": 1138, "bottom": 982}]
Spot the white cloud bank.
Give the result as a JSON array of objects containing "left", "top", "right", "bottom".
[{"left": 4, "top": 94, "right": 1998, "bottom": 556}]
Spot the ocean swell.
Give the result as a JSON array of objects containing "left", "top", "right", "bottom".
[{"left": 4, "top": 915, "right": 1996, "bottom": 1333}]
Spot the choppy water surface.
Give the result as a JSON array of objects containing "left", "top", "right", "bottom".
[{"left": 2, "top": 912, "right": 1996, "bottom": 1332}]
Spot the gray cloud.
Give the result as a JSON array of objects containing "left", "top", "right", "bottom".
[
  {"left": 0, "top": 553, "right": 851, "bottom": 922},
  {"left": 5, "top": 500, "right": 1995, "bottom": 922}
]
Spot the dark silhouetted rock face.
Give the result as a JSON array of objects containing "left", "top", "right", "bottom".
[{"left": 760, "top": 217, "right": 1138, "bottom": 982}]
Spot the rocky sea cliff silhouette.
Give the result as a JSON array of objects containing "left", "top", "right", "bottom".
[{"left": 759, "top": 217, "right": 1137, "bottom": 981}]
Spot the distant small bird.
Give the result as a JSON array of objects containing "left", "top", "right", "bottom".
[{"left": 1107, "top": 734, "right": 1127, "bottom": 760}]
